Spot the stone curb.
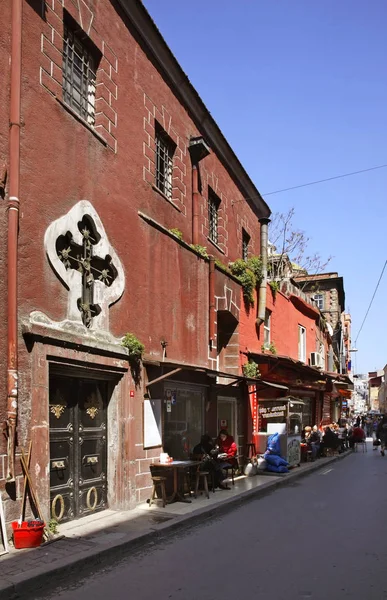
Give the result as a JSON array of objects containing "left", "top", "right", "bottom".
[{"left": 0, "top": 450, "right": 352, "bottom": 600}]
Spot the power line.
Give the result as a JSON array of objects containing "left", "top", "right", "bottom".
[
  {"left": 354, "top": 259, "right": 387, "bottom": 346},
  {"left": 262, "top": 163, "right": 387, "bottom": 196}
]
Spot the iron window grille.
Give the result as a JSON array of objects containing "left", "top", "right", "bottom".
[
  {"left": 155, "top": 124, "right": 175, "bottom": 199},
  {"left": 242, "top": 229, "right": 250, "bottom": 260},
  {"left": 62, "top": 13, "right": 100, "bottom": 126},
  {"left": 208, "top": 189, "right": 220, "bottom": 245}
]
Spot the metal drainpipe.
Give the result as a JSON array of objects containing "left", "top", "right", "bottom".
[
  {"left": 209, "top": 256, "right": 215, "bottom": 345},
  {"left": 192, "top": 164, "right": 199, "bottom": 245},
  {"left": 256, "top": 217, "right": 270, "bottom": 327},
  {"left": 5, "top": 0, "right": 22, "bottom": 482}
]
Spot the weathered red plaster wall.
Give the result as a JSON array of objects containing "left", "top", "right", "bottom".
[
  {"left": 0, "top": 0, "right": 266, "bottom": 513},
  {"left": 239, "top": 285, "right": 327, "bottom": 363}
]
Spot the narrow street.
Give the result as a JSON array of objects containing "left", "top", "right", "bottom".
[{"left": 41, "top": 446, "right": 387, "bottom": 600}]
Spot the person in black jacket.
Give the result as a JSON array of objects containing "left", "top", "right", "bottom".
[
  {"left": 376, "top": 416, "right": 387, "bottom": 457},
  {"left": 192, "top": 435, "right": 230, "bottom": 489}
]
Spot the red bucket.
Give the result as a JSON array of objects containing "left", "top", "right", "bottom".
[{"left": 12, "top": 520, "right": 45, "bottom": 549}]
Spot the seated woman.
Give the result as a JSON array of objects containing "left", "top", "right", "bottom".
[
  {"left": 216, "top": 429, "right": 238, "bottom": 469},
  {"left": 192, "top": 434, "right": 230, "bottom": 490}
]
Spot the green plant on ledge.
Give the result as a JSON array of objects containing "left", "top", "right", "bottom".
[
  {"left": 229, "top": 259, "right": 256, "bottom": 305},
  {"left": 190, "top": 244, "right": 209, "bottom": 258},
  {"left": 214, "top": 258, "right": 231, "bottom": 274},
  {"left": 246, "top": 256, "right": 263, "bottom": 283},
  {"left": 122, "top": 333, "right": 145, "bottom": 360},
  {"left": 268, "top": 342, "right": 277, "bottom": 355},
  {"left": 242, "top": 360, "right": 261, "bottom": 379},
  {"left": 122, "top": 333, "right": 145, "bottom": 385},
  {"left": 269, "top": 280, "right": 280, "bottom": 298},
  {"left": 169, "top": 228, "right": 183, "bottom": 240}
]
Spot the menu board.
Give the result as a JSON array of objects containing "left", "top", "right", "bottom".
[{"left": 143, "top": 399, "right": 162, "bottom": 449}]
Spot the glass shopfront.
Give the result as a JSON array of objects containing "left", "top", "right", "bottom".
[{"left": 163, "top": 384, "right": 205, "bottom": 460}]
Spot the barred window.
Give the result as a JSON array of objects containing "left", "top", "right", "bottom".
[
  {"left": 155, "top": 123, "right": 175, "bottom": 199},
  {"left": 242, "top": 229, "right": 250, "bottom": 260},
  {"left": 62, "top": 12, "right": 100, "bottom": 126},
  {"left": 208, "top": 189, "right": 220, "bottom": 244}
]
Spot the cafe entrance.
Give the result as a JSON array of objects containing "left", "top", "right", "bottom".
[{"left": 49, "top": 373, "right": 108, "bottom": 523}]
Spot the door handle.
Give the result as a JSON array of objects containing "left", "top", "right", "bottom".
[
  {"left": 85, "top": 455, "right": 99, "bottom": 465},
  {"left": 52, "top": 460, "right": 65, "bottom": 470}
]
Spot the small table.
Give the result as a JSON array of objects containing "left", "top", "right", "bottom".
[{"left": 150, "top": 460, "right": 200, "bottom": 503}]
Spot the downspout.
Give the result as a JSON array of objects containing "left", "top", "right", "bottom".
[
  {"left": 209, "top": 256, "right": 215, "bottom": 346},
  {"left": 5, "top": 0, "right": 22, "bottom": 482},
  {"left": 256, "top": 217, "right": 270, "bottom": 327},
  {"left": 192, "top": 164, "right": 199, "bottom": 245}
]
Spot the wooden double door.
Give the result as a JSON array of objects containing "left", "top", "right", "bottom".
[{"left": 49, "top": 374, "right": 108, "bottom": 522}]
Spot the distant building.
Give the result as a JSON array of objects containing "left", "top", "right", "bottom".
[{"left": 293, "top": 272, "right": 346, "bottom": 373}]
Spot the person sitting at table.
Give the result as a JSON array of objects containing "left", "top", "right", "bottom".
[
  {"left": 321, "top": 426, "right": 341, "bottom": 455},
  {"left": 192, "top": 434, "right": 230, "bottom": 490},
  {"left": 302, "top": 426, "right": 320, "bottom": 460},
  {"left": 216, "top": 429, "right": 238, "bottom": 470},
  {"left": 349, "top": 424, "right": 366, "bottom": 449}
]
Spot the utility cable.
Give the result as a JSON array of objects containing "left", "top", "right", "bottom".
[
  {"left": 263, "top": 164, "right": 387, "bottom": 196},
  {"left": 354, "top": 259, "right": 387, "bottom": 346}
]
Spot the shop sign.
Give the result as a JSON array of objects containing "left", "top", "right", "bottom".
[
  {"left": 259, "top": 404, "right": 287, "bottom": 419},
  {"left": 249, "top": 386, "right": 258, "bottom": 435},
  {"left": 166, "top": 399, "right": 172, "bottom": 413},
  {"left": 220, "top": 419, "right": 227, "bottom": 428}
]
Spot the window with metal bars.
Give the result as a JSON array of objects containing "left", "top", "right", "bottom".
[
  {"left": 208, "top": 189, "right": 220, "bottom": 244},
  {"left": 242, "top": 229, "right": 250, "bottom": 260},
  {"left": 155, "top": 123, "right": 175, "bottom": 199},
  {"left": 62, "top": 12, "right": 100, "bottom": 126}
]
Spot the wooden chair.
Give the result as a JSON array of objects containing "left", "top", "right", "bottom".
[
  {"left": 149, "top": 476, "right": 167, "bottom": 508},
  {"left": 246, "top": 443, "right": 257, "bottom": 459},
  {"left": 194, "top": 470, "right": 210, "bottom": 499}
]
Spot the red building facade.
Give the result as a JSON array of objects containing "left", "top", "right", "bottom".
[{"left": 0, "top": 0, "right": 271, "bottom": 524}]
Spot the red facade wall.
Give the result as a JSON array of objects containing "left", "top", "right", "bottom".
[
  {"left": 240, "top": 286, "right": 328, "bottom": 364},
  {"left": 0, "top": 1, "right": 268, "bottom": 516}
]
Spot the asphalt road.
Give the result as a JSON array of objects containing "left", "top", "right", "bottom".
[{"left": 42, "top": 444, "right": 387, "bottom": 600}]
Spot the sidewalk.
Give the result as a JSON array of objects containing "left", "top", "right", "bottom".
[{"left": 0, "top": 450, "right": 352, "bottom": 600}]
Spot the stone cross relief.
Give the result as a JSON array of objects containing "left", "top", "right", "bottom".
[{"left": 42, "top": 201, "right": 125, "bottom": 332}]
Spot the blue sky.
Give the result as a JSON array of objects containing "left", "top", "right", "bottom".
[{"left": 143, "top": 0, "right": 387, "bottom": 375}]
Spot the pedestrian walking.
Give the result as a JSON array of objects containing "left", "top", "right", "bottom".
[{"left": 376, "top": 415, "right": 387, "bottom": 457}]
